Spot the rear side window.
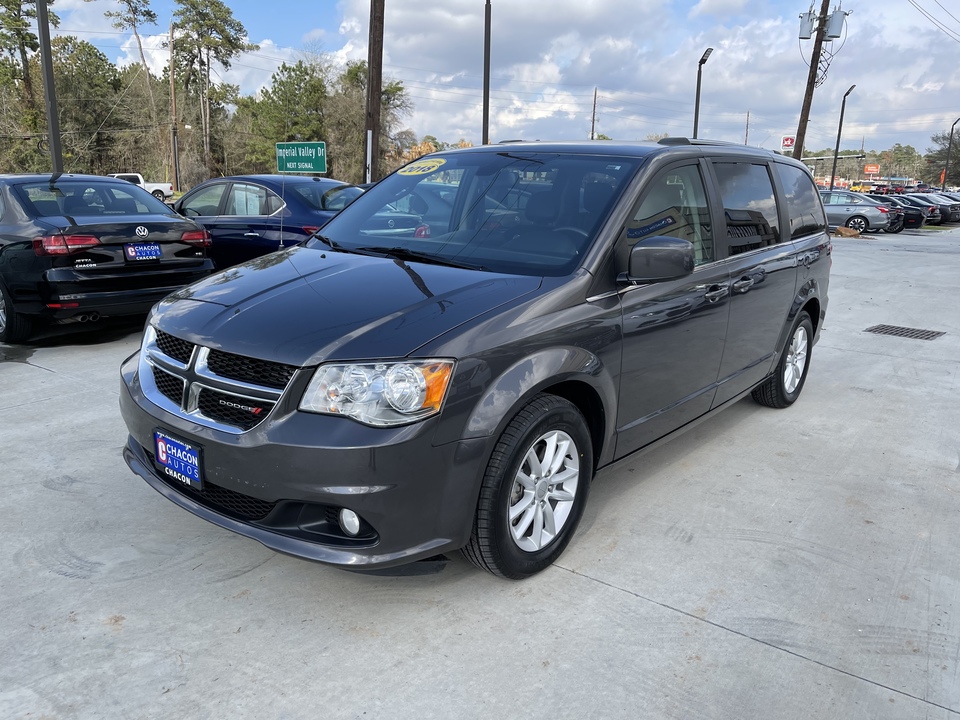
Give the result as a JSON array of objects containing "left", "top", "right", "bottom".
[
  {"left": 775, "top": 163, "right": 827, "bottom": 238},
  {"left": 713, "top": 162, "right": 781, "bottom": 254}
]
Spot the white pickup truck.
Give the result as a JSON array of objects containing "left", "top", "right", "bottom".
[{"left": 109, "top": 173, "right": 174, "bottom": 201}]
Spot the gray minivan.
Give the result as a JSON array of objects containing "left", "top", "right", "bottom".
[{"left": 120, "top": 139, "right": 831, "bottom": 579}]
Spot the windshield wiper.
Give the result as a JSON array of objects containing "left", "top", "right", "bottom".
[
  {"left": 314, "top": 235, "right": 388, "bottom": 258},
  {"left": 357, "top": 246, "right": 487, "bottom": 271}
]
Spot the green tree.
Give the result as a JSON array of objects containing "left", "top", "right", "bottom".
[
  {"left": 173, "top": 0, "right": 257, "bottom": 172},
  {"left": 0, "top": 0, "right": 58, "bottom": 110}
]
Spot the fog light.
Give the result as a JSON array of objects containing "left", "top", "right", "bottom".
[{"left": 339, "top": 508, "right": 361, "bottom": 536}]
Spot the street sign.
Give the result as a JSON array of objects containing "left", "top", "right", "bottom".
[
  {"left": 781, "top": 135, "right": 796, "bottom": 152},
  {"left": 864, "top": 164, "right": 880, "bottom": 174},
  {"left": 276, "top": 142, "right": 327, "bottom": 173}
]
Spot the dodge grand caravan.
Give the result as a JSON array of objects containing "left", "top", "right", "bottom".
[{"left": 119, "top": 139, "right": 831, "bottom": 579}]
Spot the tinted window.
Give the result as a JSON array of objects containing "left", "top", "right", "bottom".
[
  {"left": 311, "top": 152, "right": 639, "bottom": 277},
  {"left": 713, "top": 162, "right": 781, "bottom": 254},
  {"left": 16, "top": 180, "right": 170, "bottom": 217},
  {"left": 621, "top": 164, "right": 714, "bottom": 266},
  {"left": 775, "top": 163, "right": 826, "bottom": 237}
]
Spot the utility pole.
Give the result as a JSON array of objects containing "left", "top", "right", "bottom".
[
  {"left": 793, "top": 0, "right": 831, "bottom": 160},
  {"left": 36, "top": 0, "right": 62, "bottom": 172},
  {"left": 482, "top": 0, "right": 491, "bottom": 144},
  {"left": 744, "top": 110, "right": 750, "bottom": 145},
  {"left": 169, "top": 22, "right": 180, "bottom": 192},
  {"left": 590, "top": 87, "right": 597, "bottom": 140},
  {"left": 364, "top": 0, "right": 385, "bottom": 183}
]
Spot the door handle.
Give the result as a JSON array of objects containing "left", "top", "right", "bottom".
[
  {"left": 704, "top": 284, "right": 728, "bottom": 302},
  {"left": 243, "top": 232, "right": 261, "bottom": 238},
  {"left": 732, "top": 277, "right": 754, "bottom": 293}
]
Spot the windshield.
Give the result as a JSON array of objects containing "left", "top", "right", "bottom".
[
  {"left": 306, "top": 151, "right": 640, "bottom": 276},
  {"left": 16, "top": 180, "right": 172, "bottom": 217}
]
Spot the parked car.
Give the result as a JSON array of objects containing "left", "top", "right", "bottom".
[
  {"left": 119, "top": 140, "right": 831, "bottom": 579},
  {"left": 819, "top": 191, "right": 892, "bottom": 232},
  {"left": 109, "top": 172, "right": 175, "bottom": 201},
  {"left": 905, "top": 193, "right": 960, "bottom": 223},
  {"left": 174, "top": 175, "right": 364, "bottom": 269},
  {"left": 896, "top": 195, "right": 941, "bottom": 225},
  {"left": 0, "top": 174, "right": 213, "bottom": 343},
  {"left": 863, "top": 194, "right": 924, "bottom": 230}
]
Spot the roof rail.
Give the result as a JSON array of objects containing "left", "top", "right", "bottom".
[{"left": 657, "top": 137, "right": 745, "bottom": 147}]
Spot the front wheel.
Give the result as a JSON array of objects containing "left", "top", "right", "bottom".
[
  {"left": 752, "top": 310, "right": 813, "bottom": 409},
  {"left": 152, "top": 190, "right": 166, "bottom": 200},
  {"left": 461, "top": 394, "right": 593, "bottom": 579}
]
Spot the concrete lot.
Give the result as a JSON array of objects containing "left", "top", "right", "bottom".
[{"left": 2, "top": 225, "right": 959, "bottom": 719}]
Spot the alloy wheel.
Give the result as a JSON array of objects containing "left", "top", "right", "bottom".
[
  {"left": 783, "top": 324, "right": 809, "bottom": 394},
  {"left": 508, "top": 429, "right": 580, "bottom": 552}
]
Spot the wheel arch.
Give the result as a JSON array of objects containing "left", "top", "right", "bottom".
[{"left": 459, "top": 347, "right": 617, "bottom": 470}]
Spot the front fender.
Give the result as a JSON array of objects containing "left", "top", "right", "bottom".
[{"left": 459, "top": 346, "right": 618, "bottom": 465}]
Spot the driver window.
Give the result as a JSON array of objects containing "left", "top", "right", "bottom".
[
  {"left": 619, "top": 165, "right": 713, "bottom": 267},
  {"left": 181, "top": 184, "right": 226, "bottom": 217}
]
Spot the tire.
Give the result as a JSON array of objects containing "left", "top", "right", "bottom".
[
  {"left": 461, "top": 394, "right": 593, "bottom": 579},
  {"left": 0, "top": 279, "right": 32, "bottom": 344},
  {"left": 752, "top": 310, "right": 813, "bottom": 409},
  {"left": 845, "top": 216, "right": 868, "bottom": 233},
  {"left": 883, "top": 221, "right": 904, "bottom": 234},
  {"left": 152, "top": 190, "right": 165, "bottom": 200}
]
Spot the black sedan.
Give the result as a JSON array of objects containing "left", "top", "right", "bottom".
[
  {"left": 173, "top": 175, "right": 364, "bottom": 269},
  {"left": 896, "top": 195, "right": 942, "bottom": 225},
  {"left": 864, "top": 194, "right": 926, "bottom": 230},
  {"left": 905, "top": 193, "right": 960, "bottom": 223},
  {"left": 0, "top": 174, "right": 214, "bottom": 344}
]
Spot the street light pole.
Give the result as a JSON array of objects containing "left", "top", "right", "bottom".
[
  {"left": 692, "top": 47, "right": 713, "bottom": 139},
  {"left": 36, "top": 0, "right": 62, "bottom": 172},
  {"left": 942, "top": 116, "right": 960, "bottom": 191},
  {"left": 829, "top": 84, "right": 856, "bottom": 191}
]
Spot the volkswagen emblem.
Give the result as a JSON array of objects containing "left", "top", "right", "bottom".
[{"left": 135, "top": 226, "right": 149, "bottom": 238}]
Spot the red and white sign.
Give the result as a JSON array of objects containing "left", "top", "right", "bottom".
[
  {"left": 864, "top": 164, "right": 880, "bottom": 174},
  {"left": 781, "top": 135, "right": 796, "bottom": 151}
]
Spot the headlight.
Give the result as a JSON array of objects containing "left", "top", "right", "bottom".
[{"left": 299, "top": 360, "right": 455, "bottom": 427}]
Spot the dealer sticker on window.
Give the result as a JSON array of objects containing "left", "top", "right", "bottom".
[{"left": 154, "top": 430, "right": 202, "bottom": 490}]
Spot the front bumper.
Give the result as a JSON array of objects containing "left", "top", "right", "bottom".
[{"left": 119, "top": 352, "right": 490, "bottom": 570}]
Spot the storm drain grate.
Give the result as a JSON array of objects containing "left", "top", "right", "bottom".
[{"left": 864, "top": 324, "right": 945, "bottom": 341}]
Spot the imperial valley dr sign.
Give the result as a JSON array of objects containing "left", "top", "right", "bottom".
[{"left": 276, "top": 142, "right": 327, "bottom": 173}]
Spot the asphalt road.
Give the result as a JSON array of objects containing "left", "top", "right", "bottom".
[{"left": 2, "top": 224, "right": 959, "bottom": 719}]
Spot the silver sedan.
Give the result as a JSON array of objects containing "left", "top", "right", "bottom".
[{"left": 819, "top": 191, "right": 892, "bottom": 232}]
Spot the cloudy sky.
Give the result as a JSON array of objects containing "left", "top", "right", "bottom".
[{"left": 55, "top": 0, "right": 960, "bottom": 155}]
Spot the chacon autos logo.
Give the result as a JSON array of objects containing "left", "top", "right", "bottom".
[
  {"left": 135, "top": 226, "right": 149, "bottom": 238},
  {"left": 218, "top": 398, "right": 263, "bottom": 415}
]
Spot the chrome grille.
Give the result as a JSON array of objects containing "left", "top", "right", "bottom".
[
  {"left": 153, "top": 368, "right": 185, "bottom": 405},
  {"left": 207, "top": 349, "right": 296, "bottom": 390},
  {"left": 155, "top": 330, "right": 195, "bottom": 364},
  {"left": 140, "top": 326, "right": 296, "bottom": 434}
]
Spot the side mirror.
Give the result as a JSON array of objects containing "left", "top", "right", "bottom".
[{"left": 623, "top": 236, "right": 695, "bottom": 284}]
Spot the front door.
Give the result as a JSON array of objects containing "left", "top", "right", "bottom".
[{"left": 615, "top": 162, "right": 730, "bottom": 458}]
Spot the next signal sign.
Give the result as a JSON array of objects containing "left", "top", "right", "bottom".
[{"left": 276, "top": 142, "right": 327, "bottom": 173}]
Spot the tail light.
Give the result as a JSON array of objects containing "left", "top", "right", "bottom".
[
  {"left": 180, "top": 229, "right": 211, "bottom": 247},
  {"left": 414, "top": 224, "right": 431, "bottom": 238},
  {"left": 33, "top": 234, "right": 101, "bottom": 256},
  {"left": 877, "top": 206, "right": 889, "bottom": 213},
  {"left": 303, "top": 226, "right": 320, "bottom": 236}
]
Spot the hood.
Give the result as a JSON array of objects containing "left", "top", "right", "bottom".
[{"left": 153, "top": 246, "right": 541, "bottom": 367}]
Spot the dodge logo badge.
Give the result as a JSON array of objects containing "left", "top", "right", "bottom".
[{"left": 135, "top": 226, "right": 149, "bottom": 238}]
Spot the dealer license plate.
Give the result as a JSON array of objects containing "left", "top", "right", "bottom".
[
  {"left": 154, "top": 430, "right": 203, "bottom": 490},
  {"left": 124, "top": 242, "right": 162, "bottom": 261}
]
